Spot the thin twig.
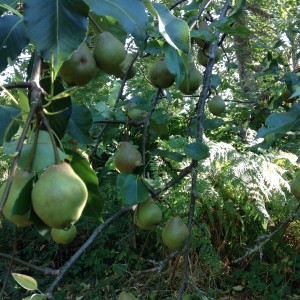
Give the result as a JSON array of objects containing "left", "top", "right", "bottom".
[
  {"left": 45, "top": 206, "right": 133, "bottom": 297},
  {"left": 0, "top": 252, "right": 59, "bottom": 276}
]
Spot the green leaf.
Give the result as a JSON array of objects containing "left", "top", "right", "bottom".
[
  {"left": 41, "top": 78, "right": 72, "bottom": 139},
  {"left": 116, "top": 174, "right": 149, "bottom": 205},
  {"left": 154, "top": 149, "right": 185, "bottom": 162},
  {"left": 66, "top": 150, "right": 104, "bottom": 219},
  {"left": 12, "top": 273, "right": 38, "bottom": 291},
  {"left": 0, "top": 105, "right": 20, "bottom": 146},
  {"left": 112, "top": 263, "right": 128, "bottom": 275},
  {"left": 3, "top": 130, "right": 69, "bottom": 172},
  {"left": 0, "top": 0, "right": 19, "bottom": 14},
  {"left": 152, "top": 3, "right": 190, "bottom": 54},
  {"left": 0, "top": 15, "right": 29, "bottom": 72},
  {"left": 22, "top": 294, "right": 46, "bottom": 300},
  {"left": 204, "top": 118, "right": 225, "bottom": 130},
  {"left": 84, "top": 0, "right": 148, "bottom": 49},
  {"left": 164, "top": 43, "right": 188, "bottom": 87},
  {"left": 184, "top": 142, "right": 210, "bottom": 160},
  {"left": 67, "top": 104, "right": 94, "bottom": 144},
  {"left": 23, "top": 0, "right": 89, "bottom": 74},
  {"left": 257, "top": 102, "right": 300, "bottom": 140}
]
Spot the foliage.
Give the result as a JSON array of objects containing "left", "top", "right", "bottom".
[{"left": 0, "top": 0, "right": 300, "bottom": 299}]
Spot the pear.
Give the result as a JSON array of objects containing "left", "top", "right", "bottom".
[
  {"left": 134, "top": 198, "right": 162, "bottom": 230},
  {"left": 1, "top": 169, "right": 34, "bottom": 227},
  {"left": 51, "top": 224, "right": 77, "bottom": 245},
  {"left": 127, "top": 103, "right": 147, "bottom": 121},
  {"left": 31, "top": 161, "right": 88, "bottom": 229},
  {"left": 117, "top": 291, "right": 137, "bottom": 300},
  {"left": 114, "top": 53, "right": 137, "bottom": 80},
  {"left": 162, "top": 216, "right": 189, "bottom": 250},
  {"left": 194, "top": 20, "right": 213, "bottom": 48},
  {"left": 179, "top": 62, "right": 203, "bottom": 95},
  {"left": 148, "top": 57, "right": 175, "bottom": 89},
  {"left": 197, "top": 46, "right": 222, "bottom": 67},
  {"left": 59, "top": 43, "right": 98, "bottom": 86},
  {"left": 114, "top": 142, "right": 142, "bottom": 173},
  {"left": 208, "top": 95, "right": 226, "bottom": 116},
  {"left": 94, "top": 31, "right": 126, "bottom": 75},
  {"left": 291, "top": 172, "right": 300, "bottom": 201}
]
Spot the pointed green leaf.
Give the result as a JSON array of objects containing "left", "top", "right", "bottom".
[
  {"left": 67, "top": 104, "right": 94, "bottom": 144},
  {"left": 12, "top": 273, "right": 38, "bottom": 291},
  {"left": 152, "top": 3, "right": 190, "bottom": 54},
  {"left": 117, "top": 174, "right": 149, "bottom": 205},
  {"left": 0, "top": 15, "right": 29, "bottom": 72},
  {"left": 184, "top": 142, "right": 210, "bottom": 160},
  {"left": 0, "top": 105, "right": 20, "bottom": 145},
  {"left": 66, "top": 150, "right": 104, "bottom": 218},
  {"left": 84, "top": 0, "right": 148, "bottom": 49},
  {"left": 23, "top": 0, "right": 89, "bottom": 74}
]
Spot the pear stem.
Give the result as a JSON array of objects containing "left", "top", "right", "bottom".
[
  {"left": 37, "top": 110, "right": 60, "bottom": 164},
  {"left": 25, "top": 125, "right": 41, "bottom": 172}
]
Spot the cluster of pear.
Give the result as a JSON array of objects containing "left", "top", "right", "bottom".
[
  {"left": 134, "top": 198, "right": 189, "bottom": 251},
  {"left": 148, "top": 56, "right": 203, "bottom": 95},
  {"left": 194, "top": 20, "right": 222, "bottom": 67},
  {"left": 1, "top": 161, "right": 88, "bottom": 245},
  {"left": 59, "top": 31, "right": 137, "bottom": 86}
]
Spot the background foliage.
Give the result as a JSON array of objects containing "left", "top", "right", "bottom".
[{"left": 0, "top": 0, "right": 300, "bottom": 299}]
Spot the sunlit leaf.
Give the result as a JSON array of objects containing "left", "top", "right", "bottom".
[
  {"left": 12, "top": 273, "right": 38, "bottom": 291},
  {"left": 184, "top": 142, "right": 210, "bottom": 160}
]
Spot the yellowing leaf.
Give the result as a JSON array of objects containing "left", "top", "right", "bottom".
[{"left": 12, "top": 273, "right": 38, "bottom": 291}]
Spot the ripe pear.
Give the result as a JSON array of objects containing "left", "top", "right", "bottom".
[
  {"left": 197, "top": 46, "right": 222, "bottom": 67},
  {"left": 208, "top": 95, "right": 226, "bottom": 116},
  {"left": 114, "top": 53, "right": 137, "bottom": 80},
  {"left": 148, "top": 57, "right": 175, "bottom": 89},
  {"left": 114, "top": 142, "right": 142, "bottom": 173},
  {"left": 135, "top": 198, "right": 162, "bottom": 230},
  {"left": 194, "top": 20, "right": 213, "bottom": 48},
  {"left": 117, "top": 291, "right": 137, "bottom": 300},
  {"left": 162, "top": 216, "right": 189, "bottom": 250},
  {"left": 179, "top": 62, "right": 203, "bottom": 95},
  {"left": 291, "top": 172, "right": 300, "bottom": 201},
  {"left": 94, "top": 31, "right": 126, "bottom": 75},
  {"left": 31, "top": 161, "right": 88, "bottom": 229},
  {"left": 1, "top": 169, "right": 34, "bottom": 227},
  {"left": 59, "top": 43, "right": 98, "bottom": 86},
  {"left": 51, "top": 224, "right": 77, "bottom": 245}
]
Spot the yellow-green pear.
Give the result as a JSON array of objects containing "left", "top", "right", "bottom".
[
  {"left": 59, "top": 43, "right": 98, "bottom": 86},
  {"left": 135, "top": 198, "right": 162, "bottom": 230},
  {"left": 197, "top": 46, "right": 222, "bottom": 67},
  {"left": 162, "top": 216, "right": 189, "bottom": 250},
  {"left": 149, "top": 57, "right": 175, "bottom": 88},
  {"left": 114, "top": 53, "right": 137, "bottom": 80},
  {"left": 31, "top": 162, "right": 88, "bottom": 229},
  {"left": 2, "top": 169, "right": 34, "bottom": 227},
  {"left": 179, "top": 62, "right": 203, "bottom": 95},
  {"left": 114, "top": 142, "right": 142, "bottom": 173},
  {"left": 51, "top": 224, "right": 77, "bottom": 245},
  {"left": 208, "top": 95, "right": 226, "bottom": 116},
  {"left": 94, "top": 31, "right": 126, "bottom": 75}
]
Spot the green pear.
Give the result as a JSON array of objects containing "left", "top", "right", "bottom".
[
  {"left": 31, "top": 162, "right": 88, "bottom": 229},
  {"left": 114, "top": 53, "right": 137, "bottom": 80},
  {"left": 291, "top": 172, "right": 300, "bottom": 201},
  {"left": 114, "top": 142, "right": 142, "bottom": 173},
  {"left": 135, "top": 198, "right": 162, "bottom": 230},
  {"left": 127, "top": 103, "right": 147, "bottom": 121},
  {"left": 94, "top": 31, "right": 126, "bottom": 75},
  {"left": 179, "top": 62, "right": 203, "bottom": 95},
  {"left": 162, "top": 216, "right": 189, "bottom": 250},
  {"left": 208, "top": 95, "right": 226, "bottom": 116},
  {"left": 197, "top": 46, "right": 222, "bottom": 67},
  {"left": 117, "top": 291, "right": 137, "bottom": 300},
  {"left": 149, "top": 57, "right": 175, "bottom": 88},
  {"left": 2, "top": 169, "right": 34, "bottom": 227},
  {"left": 59, "top": 43, "right": 98, "bottom": 86},
  {"left": 51, "top": 224, "right": 77, "bottom": 245}
]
